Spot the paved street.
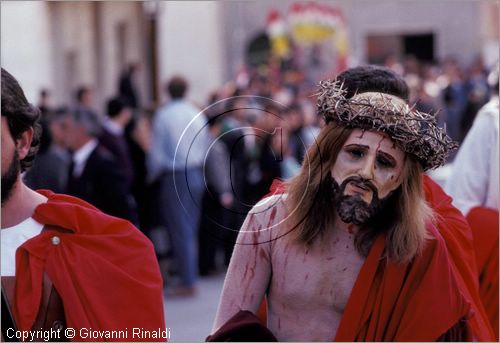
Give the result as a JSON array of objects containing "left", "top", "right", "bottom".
[{"left": 164, "top": 274, "right": 225, "bottom": 342}]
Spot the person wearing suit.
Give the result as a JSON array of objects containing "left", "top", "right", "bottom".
[
  {"left": 99, "top": 97, "right": 134, "bottom": 189},
  {"left": 62, "top": 106, "right": 138, "bottom": 223}
]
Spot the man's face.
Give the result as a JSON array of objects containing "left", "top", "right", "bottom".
[
  {"left": 331, "top": 129, "right": 405, "bottom": 224},
  {"left": 60, "top": 115, "right": 82, "bottom": 152},
  {"left": 81, "top": 90, "right": 94, "bottom": 107},
  {"left": 1, "top": 117, "right": 20, "bottom": 206}
]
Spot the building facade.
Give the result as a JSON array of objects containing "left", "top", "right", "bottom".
[{"left": 1, "top": 1, "right": 498, "bottom": 109}]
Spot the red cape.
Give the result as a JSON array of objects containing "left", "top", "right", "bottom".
[
  {"left": 466, "top": 206, "right": 499, "bottom": 339},
  {"left": 422, "top": 176, "right": 494, "bottom": 341},
  {"left": 262, "top": 178, "right": 494, "bottom": 341},
  {"left": 12, "top": 190, "right": 166, "bottom": 342}
]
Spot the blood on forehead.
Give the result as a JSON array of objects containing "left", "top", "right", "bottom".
[{"left": 351, "top": 129, "right": 400, "bottom": 153}]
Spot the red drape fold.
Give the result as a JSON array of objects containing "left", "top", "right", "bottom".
[
  {"left": 13, "top": 191, "right": 166, "bottom": 342},
  {"left": 466, "top": 206, "right": 499, "bottom": 340}
]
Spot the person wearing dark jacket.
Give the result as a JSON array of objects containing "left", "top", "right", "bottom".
[{"left": 62, "top": 106, "right": 138, "bottom": 224}]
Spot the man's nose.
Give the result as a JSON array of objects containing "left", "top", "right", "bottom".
[{"left": 358, "top": 155, "right": 375, "bottom": 180}]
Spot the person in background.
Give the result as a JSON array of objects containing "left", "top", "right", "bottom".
[
  {"left": 119, "top": 62, "right": 141, "bottom": 110},
  {"left": 99, "top": 96, "right": 135, "bottom": 189},
  {"left": 198, "top": 114, "right": 234, "bottom": 276},
  {"left": 148, "top": 75, "right": 209, "bottom": 296},
  {"left": 37, "top": 88, "right": 52, "bottom": 116},
  {"left": 24, "top": 108, "right": 70, "bottom": 193},
  {"left": 63, "top": 106, "right": 138, "bottom": 223}
]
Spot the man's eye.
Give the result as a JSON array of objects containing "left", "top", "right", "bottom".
[
  {"left": 347, "top": 149, "right": 364, "bottom": 158},
  {"left": 377, "top": 156, "right": 395, "bottom": 168}
]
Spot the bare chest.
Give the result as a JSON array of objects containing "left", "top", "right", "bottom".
[{"left": 269, "top": 230, "right": 365, "bottom": 312}]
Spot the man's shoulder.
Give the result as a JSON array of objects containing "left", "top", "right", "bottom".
[
  {"left": 87, "top": 144, "right": 119, "bottom": 169},
  {"left": 165, "top": 100, "right": 200, "bottom": 116},
  {"left": 248, "top": 194, "right": 289, "bottom": 229}
]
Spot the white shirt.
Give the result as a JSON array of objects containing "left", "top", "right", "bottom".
[
  {"left": 72, "top": 138, "right": 98, "bottom": 178},
  {"left": 445, "top": 97, "right": 499, "bottom": 215},
  {"left": 103, "top": 119, "right": 124, "bottom": 136},
  {"left": 1, "top": 217, "right": 44, "bottom": 276}
]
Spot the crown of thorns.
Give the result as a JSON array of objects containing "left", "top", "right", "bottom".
[{"left": 317, "top": 79, "right": 458, "bottom": 171}]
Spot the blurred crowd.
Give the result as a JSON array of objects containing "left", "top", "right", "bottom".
[{"left": 24, "top": 54, "right": 498, "bottom": 294}]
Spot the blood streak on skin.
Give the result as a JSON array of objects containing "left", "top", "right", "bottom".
[
  {"left": 248, "top": 214, "right": 256, "bottom": 229},
  {"left": 376, "top": 136, "right": 385, "bottom": 153},
  {"left": 326, "top": 257, "right": 334, "bottom": 261},
  {"left": 249, "top": 266, "right": 255, "bottom": 279},
  {"left": 347, "top": 225, "right": 355, "bottom": 234},
  {"left": 278, "top": 318, "right": 281, "bottom": 330},
  {"left": 259, "top": 248, "right": 268, "bottom": 261},
  {"left": 253, "top": 231, "right": 259, "bottom": 245},
  {"left": 374, "top": 136, "right": 387, "bottom": 172},
  {"left": 267, "top": 206, "right": 278, "bottom": 227},
  {"left": 357, "top": 130, "right": 366, "bottom": 139},
  {"left": 305, "top": 273, "right": 309, "bottom": 280}
]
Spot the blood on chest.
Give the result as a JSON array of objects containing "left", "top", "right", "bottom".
[{"left": 269, "top": 231, "right": 365, "bottom": 312}]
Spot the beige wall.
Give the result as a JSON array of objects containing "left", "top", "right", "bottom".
[
  {"left": 156, "top": 1, "right": 226, "bottom": 107},
  {"left": 1, "top": 1, "right": 54, "bottom": 104},
  {"left": 50, "top": 2, "right": 97, "bottom": 106},
  {"left": 2, "top": 2, "right": 149, "bottom": 113}
]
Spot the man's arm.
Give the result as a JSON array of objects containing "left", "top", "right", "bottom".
[
  {"left": 212, "top": 206, "right": 272, "bottom": 332},
  {"left": 147, "top": 110, "right": 173, "bottom": 182}
]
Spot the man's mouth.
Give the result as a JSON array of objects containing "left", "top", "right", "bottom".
[
  {"left": 349, "top": 182, "right": 370, "bottom": 192},
  {"left": 344, "top": 181, "right": 374, "bottom": 203}
]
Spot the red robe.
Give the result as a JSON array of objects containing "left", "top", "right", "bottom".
[
  {"left": 260, "top": 178, "right": 494, "bottom": 341},
  {"left": 12, "top": 190, "right": 166, "bottom": 342},
  {"left": 422, "top": 176, "right": 494, "bottom": 341},
  {"left": 466, "top": 206, "right": 499, "bottom": 339}
]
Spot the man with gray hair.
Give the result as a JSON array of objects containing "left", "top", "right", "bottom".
[{"left": 62, "top": 106, "right": 138, "bottom": 223}]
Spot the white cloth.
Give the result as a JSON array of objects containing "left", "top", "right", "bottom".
[
  {"left": 72, "top": 138, "right": 98, "bottom": 177},
  {"left": 1, "top": 217, "right": 44, "bottom": 276},
  {"left": 445, "top": 97, "right": 499, "bottom": 215}
]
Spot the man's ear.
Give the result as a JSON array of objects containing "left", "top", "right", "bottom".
[{"left": 16, "top": 127, "right": 34, "bottom": 160}]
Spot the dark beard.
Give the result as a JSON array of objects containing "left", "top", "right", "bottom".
[
  {"left": 2, "top": 150, "right": 20, "bottom": 207},
  {"left": 331, "top": 175, "right": 386, "bottom": 225}
]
